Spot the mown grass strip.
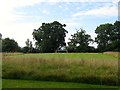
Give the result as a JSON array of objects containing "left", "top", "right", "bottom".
[{"left": 2, "top": 79, "right": 118, "bottom": 88}]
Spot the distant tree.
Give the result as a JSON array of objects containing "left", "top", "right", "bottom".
[
  {"left": 2, "top": 38, "right": 20, "bottom": 52},
  {"left": 95, "top": 23, "right": 113, "bottom": 52},
  {"left": 25, "top": 39, "right": 32, "bottom": 48},
  {"left": 22, "top": 39, "right": 33, "bottom": 53},
  {"left": 32, "top": 21, "right": 68, "bottom": 53},
  {"left": 95, "top": 21, "right": 120, "bottom": 52},
  {"left": 67, "top": 28, "right": 94, "bottom": 52},
  {"left": 112, "top": 21, "right": 120, "bottom": 51},
  {"left": 0, "top": 33, "right": 2, "bottom": 40}
]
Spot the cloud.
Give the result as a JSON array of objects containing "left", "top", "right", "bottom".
[
  {"left": 42, "top": 0, "right": 114, "bottom": 3},
  {"left": 0, "top": 0, "right": 46, "bottom": 22},
  {"left": 45, "top": 0, "right": 118, "bottom": 3},
  {"left": 112, "top": 0, "right": 119, "bottom": 3},
  {"left": 42, "top": 10, "right": 50, "bottom": 15},
  {"left": 0, "top": 0, "right": 117, "bottom": 22},
  {"left": 1, "top": 22, "right": 41, "bottom": 47},
  {"left": 0, "top": 0, "right": 118, "bottom": 47},
  {"left": 1, "top": 0, "right": 44, "bottom": 8},
  {"left": 72, "top": 6, "right": 117, "bottom": 17},
  {"left": 0, "top": 0, "right": 43, "bottom": 46}
]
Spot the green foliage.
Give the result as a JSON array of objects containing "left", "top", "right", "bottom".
[
  {"left": 1, "top": 21, "right": 120, "bottom": 53},
  {"left": 22, "top": 39, "right": 33, "bottom": 53},
  {"left": 95, "top": 21, "right": 120, "bottom": 52},
  {"left": 32, "top": 21, "right": 68, "bottom": 53},
  {"left": 67, "top": 28, "right": 94, "bottom": 52},
  {"left": 2, "top": 38, "right": 21, "bottom": 52},
  {"left": 22, "top": 46, "right": 30, "bottom": 53},
  {"left": 112, "top": 21, "right": 120, "bottom": 51},
  {"left": 0, "top": 33, "right": 2, "bottom": 40},
  {"left": 25, "top": 39, "right": 32, "bottom": 48}
]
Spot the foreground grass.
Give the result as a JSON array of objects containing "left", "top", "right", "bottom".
[
  {"left": 2, "top": 53, "right": 118, "bottom": 86},
  {"left": 2, "top": 79, "right": 118, "bottom": 88}
]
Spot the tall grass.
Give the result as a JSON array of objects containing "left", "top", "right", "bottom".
[
  {"left": 2, "top": 53, "right": 118, "bottom": 86},
  {"left": 103, "top": 52, "right": 119, "bottom": 57},
  {"left": 2, "top": 53, "right": 24, "bottom": 57}
]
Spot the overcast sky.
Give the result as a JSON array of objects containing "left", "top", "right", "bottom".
[{"left": 0, "top": 0, "right": 119, "bottom": 47}]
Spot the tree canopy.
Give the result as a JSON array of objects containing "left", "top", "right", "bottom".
[
  {"left": 1, "top": 21, "right": 119, "bottom": 53},
  {"left": 95, "top": 21, "right": 120, "bottom": 52},
  {"left": 2, "top": 38, "right": 21, "bottom": 52},
  {"left": 22, "top": 39, "right": 33, "bottom": 53},
  {"left": 32, "top": 21, "right": 68, "bottom": 53},
  {"left": 67, "top": 28, "right": 94, "bottom": 52}
]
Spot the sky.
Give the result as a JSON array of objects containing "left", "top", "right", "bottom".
[{"left": 0, "top": 0, "right": 119, "bottom": 48}]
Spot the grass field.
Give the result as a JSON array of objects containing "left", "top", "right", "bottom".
[
  {"left": 2, "top": 79, "right": 118, "bottom": 88},
  {"left": 2, "top": 53, "right": 119, "bottom": 88}
]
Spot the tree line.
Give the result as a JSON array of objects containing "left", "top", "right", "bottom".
[{"left": 1, "top": 21, "right": 120, "bottom": 53}]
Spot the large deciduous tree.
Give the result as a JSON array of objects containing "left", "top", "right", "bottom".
[
  {"left": 95, "top": 21, "right": 120, "bottom": 52},
  {"left": 2, "top": 38, "right": 21, "bottom": 52},
  {"left": 67, "top": 28, "right": 94, "bottom": 52},
  {"left": 95, "top": 23, "right": 113, "bottom": 52},
  {"left": 112, "top": 21, "right": 120, "bottom": 51},
  {"left": 32, "top": 21, "right": 68, "bottom": 53}
]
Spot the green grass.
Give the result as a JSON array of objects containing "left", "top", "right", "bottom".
[
  {"left": 17, "top": 53, "right": 117, "bottom": 60},
  {"left": 2, "top": 53, "right": 119, "bottom": 86},
  {"left": 2, "top": 79, "right": 118, "bottom": 88}
]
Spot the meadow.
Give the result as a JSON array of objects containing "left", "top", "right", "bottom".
[{"left": 2, "top": 52, "right": 119, "bottom": 88}]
